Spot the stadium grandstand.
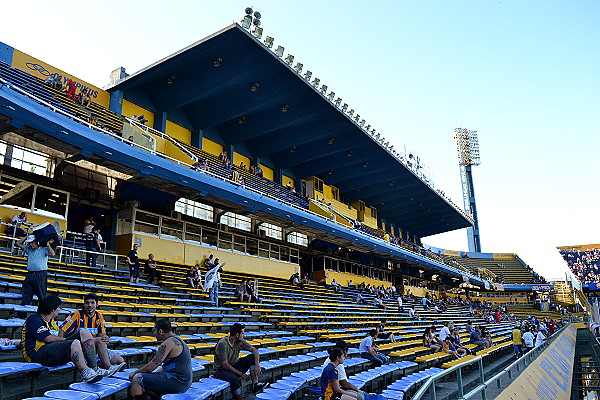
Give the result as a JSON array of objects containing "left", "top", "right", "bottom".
[{"left": 0, "top": 10, "right": 596, "bottom": 400}]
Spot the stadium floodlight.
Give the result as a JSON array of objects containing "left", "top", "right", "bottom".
[
  {"left": 311, "top": 78, "right": 320, "bottom": 87},
  {"left": 354, "top": 114, "right": 360, "bottom": 122},
  {"left": 275, "top": 46, "right": 284, "bottom": 57},
  {"left": 365, "top": 124, "right": 371, "bottom": 131},
  {"left": 454, "top": 128, "right": 480, "bottom": 166},
  {"left": 245, "top": 7, "right": 253, "bottom": 15},
  {"left": 252, "top": 27, "right": 263, "bottom": 39},
  {"left": 334, "top": 97, "right": 342, "bottom": 107},
  {"left": 320, "top": 85, "right": 328, "bottom": 94},
  {"left": 454, "top": 127, "right": 482, "bottom": 252},
  {"left": 253, "top": 18, "right": 261, "bottom": 27},
  {"left": 304, "top": 71, "right": 312, "bottom": 81},
  {"left": 341, "top": 103, "right": 348, "bottom": 112},
  {"left": 348, "top": 109, "right": 354, "bottom": 117},
  {"left": 242, "top": 15, "right": 252, "bottom": 29},
  {"left": 294, "top": 62, "right": 303, "bottom": 74},
  {"left": 359, "top": 119, "right": 365, "bottom": 127},
  {"left": 327, "top": 91, "right": 335, "bottom": 101},
  {"left": 264, "top": 36, "right": 274, "bottom": 48},
  {"left": 254, "top": 11, "right": 261, "bottom": 19},
  {"left": 284, "top": 54, "right": 294, "bottom": 65}
]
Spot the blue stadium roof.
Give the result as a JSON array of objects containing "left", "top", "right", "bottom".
[{"left": 108, "top": 24, "right": 472, "bottom": 238}]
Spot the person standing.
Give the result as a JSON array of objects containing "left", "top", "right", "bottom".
[
  {"left": 129, "top": 319, "right": 192, "bottom": 399},
  {"left": 511, "top": 324, "right": 523, "bottom": 357},
  {"left": 127, "top": 243, "right": 140, "bottom": 284},
  {"left": 16, "top": 235, "right": 55, "bottom": 312},
  {"left": 66, "top": 78, "right": 77, "bottom": 100},
  {"left": 204, "top": 262, "right": 222, "bottom": 306},
  {"left": 85, "top": 227, "right": 101, "bottom": 268},
  {"left": 145, "top": 253, "right": 161, "bottom": 285},
  {"left": 522, "top": 328, "right": 535, "bottom": 352},
  {"left": 83, "top": 216, "right": 96, "bottom": 234}
]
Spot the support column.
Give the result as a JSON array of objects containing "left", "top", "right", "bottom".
[
  {"left": 191, "top": 128, "right": 204, "bottom": 149},
  {"left": 154, "top": 111, "right": 167, "bottom": 133},
  {"left": 274, "top": 169, "right": 283, "bottom": 185},
  {"left": 227, "top": 144, "right": 235, "bottom": 163},
  {"left": 108, "top": 90, "right": 124, "bottom": 116}
]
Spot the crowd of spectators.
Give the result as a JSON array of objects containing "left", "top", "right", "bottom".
[{"left": 560, "top": 248, "right": 600, "bottom": 284}]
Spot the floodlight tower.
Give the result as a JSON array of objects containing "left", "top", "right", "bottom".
[{"left": 455, "top": 128, "right": 482, "bottom": 253}]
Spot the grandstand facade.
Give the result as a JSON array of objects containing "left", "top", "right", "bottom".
[{"left": 0, "top": 20, "right": 591, "bottom": 400}]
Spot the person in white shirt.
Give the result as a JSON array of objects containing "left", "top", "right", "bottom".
[
  {"left": 321, "top": 341, "right": 364, "bottom": 400},
  {"left": 535, "top": 329, "right": 546, "bottom": 347},
  {"left": 83, "top": 216, "right": 96, "bottom": 234},
  {"left": 439, "top": 321, "right": 453, "bottom": 341},
  {"left": 522, "top": 329, "right": 535, "bottom": 351},
  {"left": 397, "top": 295, "right": 403, "bottom": 311},
  {"left": 9, "top": 212, "right": 28, "bottom": 237}
]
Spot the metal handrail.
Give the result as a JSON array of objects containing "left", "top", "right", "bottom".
[
  {"left": 126, "top": 117, "right": 198, "bottom": 161},
  {"left": 412, "top": 323, "right": 571, "bottom": 400}
]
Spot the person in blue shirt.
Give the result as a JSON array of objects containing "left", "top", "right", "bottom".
[
  {"left": 16, "top": 234, "right": 55, "bottom": 309},
  {"left": 321, "top": 347, "right": 357, "bottom": 400},
  {"left": 469, "top": 326, "right": 487, "bottom": 348},
  {"left": 358, "top": 330, "right": 389, "bottom": 367},
  {"left": 21, "top": 295, "right": 121, "bottom": 383}
]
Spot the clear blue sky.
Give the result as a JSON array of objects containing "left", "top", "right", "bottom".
[{"left": 2, "top": 0, "right": 598, "bottom": 280}]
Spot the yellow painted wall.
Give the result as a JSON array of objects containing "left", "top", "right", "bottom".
[
  {"left": 493, "top": 253, "right": 517, "bottom": 260},
  {"left": 233, "top": 152, "right": 250, "bottom": 169},
  {"left": 308, "top": 201, "right": 352, "bottom": 227},
  {"left": 319, "top": 269, "right": 392, "bottom": 288},
  {"left": 358, "top": 210, "right": 378, "bottom": 229},
  {"left": 282, "top": 176, "right": 295, "bottom": 188},
  {"left": 0, "top": 205, "right": 66, "bottom": 235},
  {"left": 444, "top": 250, "right": 461, "bottom": 257},
  {"left": 115, "top": 233, "right": 298, "bottom": 280},
  {"left": 313, "top": 193, "right": 358, "bottom": 221},
  {"left": 557, "top": 244, "right": 600, "bottom": 252},
  {"left": 261, "top": 165, "right": 274, "bottom": 181},
  {"left": 122, "top": 100, "right": 155, "bottom": 128},
  {"left": 184, "top": 246, "right": 298, "bottom": 280},
  {"left": 202, "top": 138, "right": 223, "bottom": 156},
  {"left": 10, "top": 49, "right": 110, "bottom": 108},
  {"left": 403, "top": 285, "right": 427, "bottom": 297},
  {"left": 164, "top": 141, "right": 194, "bottom": 164},
  {"left": 166, "top": 121, "right": 191, "bottom": 145}
]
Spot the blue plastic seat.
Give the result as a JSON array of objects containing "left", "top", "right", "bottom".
[
  {"left": 43, "top": 390, "right": 100, "bottom": 400},
  {"left": 68, "top": 382, "right": 121, "bottom": 397},
  {"left": 255, "top": 388, "right": 293, "bottom": 400},
  {"left": 161, "top": 388, "right": 211, "bottom": 400}
]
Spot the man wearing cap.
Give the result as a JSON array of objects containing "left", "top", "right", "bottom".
[{"left": 16, "top": 234, "right": 55, "bottom": 310}]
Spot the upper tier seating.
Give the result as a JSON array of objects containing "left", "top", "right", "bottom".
[
  {"left": 442, "top": 255, "right": 541, "bottom": 285},
  {"left": 559, "top": 247, "right": 600, "bottom": 284}
]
